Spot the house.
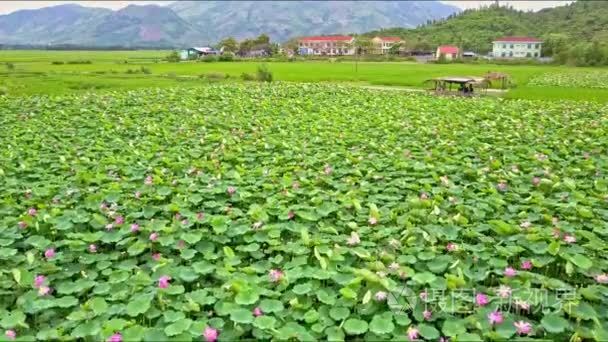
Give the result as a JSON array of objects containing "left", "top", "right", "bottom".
[
  {"left": 298, "top": 36, "right": 355, "bottom": 56},
  {"left": 371, "top": 36, "right": 404, "bottom": 55},
  {"left": 436, "top": 45, "right": 459, "bottom": 60},
  {"left": 492, "top": 37, "right": 542, "bottom": 58},
  {"left": 181, "top": 47, "right": 219, "bottom": 60}
]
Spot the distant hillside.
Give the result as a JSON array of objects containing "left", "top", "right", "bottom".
[
  {"left": 0, "top": 4, "right": 203, "bottom": 47},
  {"left": 0, "top": 1, "right": 459, "bottom": 47},
  {"left": 169, "top": 1, "right": 459, "bottom": 42},
  {"left": 363, "top": 1, "right": 608, "bottom": 54}
]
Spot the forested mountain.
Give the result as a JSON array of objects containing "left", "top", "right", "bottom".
[{"left": 364, "top": 0, "right": 608, "bottom": 57}]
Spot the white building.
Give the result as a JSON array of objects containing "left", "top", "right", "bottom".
[
  {"left": 371, "top": 36, "right": 404, "bottom": 55},
  {"left": 298, "top": 36, "right": 355, "bottom": 56},
  {"left": 492, "top": 37, "right": 542, "bottom": 58}
]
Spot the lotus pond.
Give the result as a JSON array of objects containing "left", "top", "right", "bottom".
[
  {"left": 1, "top": 83, "right": 608, "bottom": 341},
  {"left": 528, "top": 71, "right": 608, "bottom": 89}
]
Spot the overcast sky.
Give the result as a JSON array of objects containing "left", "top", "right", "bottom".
[{"left": 0, "top": 1, "right": 574, "bottom": 15}]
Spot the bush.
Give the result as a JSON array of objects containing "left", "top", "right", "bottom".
[
  {"left": 241, "top": 72, "right": 257, "bottom": 81},
  {"left": 51, "top": 61, "right": 65, "bottom": 65},
  {"left": 218, "top": 53, "right": 235, "bottom": 62},
  {"left": 139, "top": 66, "right": 152, "bottom": 74},
  {"left": 5, "top": 62, "right": 15, "bottom": 70},
  {"left": 165, "top": 51, "right": 181, "bottom": 63},
  {"left": 201, "top": 55, "right": 218, "bottom": 63},
  {"left": 256, "top": 64, "right": 273, "bottom": 83},
  {"left": 0, "top": 86, "right": 7, "bottom": 95},
  {"left": 66, "top": 60, "right": 92, "bottom": 65}
]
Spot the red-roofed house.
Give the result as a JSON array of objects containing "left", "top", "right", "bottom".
[
  {"left": 371, "top": 36, "right": 404, "bottom": 55},
  {"left": 492, "top": 37, "right": 542, "bottom": 58},
  {"left": 298, "top": 36, "right": 355, "bottom": 56},
  {"left": 436, "top": 45, "right": 460, "bottom": 60}
]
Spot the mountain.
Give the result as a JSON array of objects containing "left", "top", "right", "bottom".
[
  {"left": 362, "top": 1, "right": 608, "bottom": 54},
  {"left": 169, "top": 1, "right": 460, "bottom": 42},
  {"left": 0, "top": 1, "right": 459, "bottom": 46},
  {"left": 0, "top": 4, "right": 203, "bottom": 47}
]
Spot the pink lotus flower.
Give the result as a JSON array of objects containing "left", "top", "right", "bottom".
[
  {"left": 419, "top": 290, "right": 429, "bottom": 301},
  {"left": 515, "top": 299, "right": 530, "bottom": 311},
  {"left": 496, "top": 182, "right": 508, "bottom": 192},
  {"left": 595, "top": 274, "right": 608, "bottom": 284},
  {"left": 107, "top": 332, "right": 122, "bottom": 342},
  {"left": 287, "top": 211, "right": 295, "bottom": 220},
  {"left": 535, "top": 153, "right": 547, "bottom": 161},
  {"left": 552, "top": 228, "right": 561, "bottom": 239},
  {"left": 323, "top": 165, "right": 333, "bottom": 175},
  {"left": 134, "top": 191, "right": 141, "bottom": 199},
  {"left": 346, "top": 232, "right": 360, "bottom": 246},
  {"left": 389, "top": 262, "right": 400, "bottom": 271},
  {"left": 227, "top": 186, "right": 236, "bottom": 195},
  {"left": 389, "top": 239, "right": 400, "bottom": 248},
  {"left": 446, "top": 242, "right": 458, "bottom": 252},
  {"left": 563, "top": 234, "right": 576, "bottom": 244},
  {"left": 269, "top": 269, "right": 284, "bottom": 283},
  {"left": 423, "top": 309, "right": 432, "bottom": 321},
  {"left": 144, "top": 175, "right": 153, "bottom": 185},
  {"left": 181, "top": 219, "right": 189, "bottom": 225},
  {"left": 152, "top": 253, "right": 161, "bottom": 261},
  {"left": 504, "top": 267, "right": 517, "bottom": 277},
  {"left": 440, "top": 175, "right": 449, "bottom": 186},
  {"left": 18, "top": 221, "right": 27, "bottom": 229},
  {"left": 34, "top": 275, "right": 46, "bottom": 288},
  {"left": 38, "top": 286, "right": 51, "bottom": 296},
  {"left": 130, "top": 223, "right": 140, "bottom": 233},
  {"left": 105, "top": 223, "right": 114, "bottom": 231},
  {"left": 174, "top": 213, "right": 182, "bottom": 220},
  {"left": 532, "top": 177, "right": 541, "bottom": 186},
  {"left": 149, "top": 232, "right": 158, "bottom": 241},
  {"left": 292, "top": 181, "right": 300, "bottom": 190},
  {"left": 89, "top": 244, "right": 97, "bottom": 253},
  {"left": 253, "top": 307, "right": 263, "bottom": 317},
  {"left": 488, "top": 311, "right": 504, "bottom": 325},
  {"left": 376, "top": 271, "right": 387, "bottom": 278},
  {"left": 514, "top": 321, "right": 532, "bottom": 335},
  {"left": 197, "top": 212, "right": 205, "bottom": 220},
  {"left": 374, "top": 291, "right": 387, "bottom": 301},
  {"left": 25, "top": 189, "right": 32, "bottom": 198},
  {"left": 5, "top": 330, "right": 16, "bottom": 340},
  {"left": 520, "top": 221, "right": 531, "bottom": 229},
  {"left": 521, "top": 260, "right": 533, "bottom": 270},
  {"left": 552, "top": 217, "right": 559, "bottom": 225},
  {"left": 368, "top": 217, "right": 378, "bottom": 225},
  {"left": 203, "top": 327, "right": 218, "bottom": 342},
  {"left": 252, "top": 221, "right": 263, "bottom": 230},
  {"left": 475, "top": 293, "right": 489, "bottom": 306},
  {"left": 114, "top": 216, "right": 124, "bottom": 225},
  {"left": 158, "top": 275, "right": 171, "bottom": 289},
  {"left": 511, "top": 165, "right": 520, "bottom": 173},
  {"left": 419, "top": 192, "right": 429, "bottom": 200},
  {"left": 100, "top": 202, "right": 109, "bottom": 211},
  {"left": 28, "top": 208, "right": 37, "bottom": 216},
  {"left": 439, "top": 337, "right": 450, "bottom": 342},
  {"left": 496, "top": 285, "right": 511, "bottom": 298},
  {"left": 44, "top": 248, "right": 56, "bottom": 260},
  {"left": 407, "top": 327, "right": 419, "bottom": 341}
]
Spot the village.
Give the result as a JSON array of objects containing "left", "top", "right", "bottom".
[{"left": 180, "top": 35, "right": 544, "bottom": 63}]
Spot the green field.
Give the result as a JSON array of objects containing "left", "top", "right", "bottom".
[
  {"left": 1, "top": 50, "right": 608, "bottom": 101},
  {"left": 2, "top": 83, "right": 608, "bottom": 341}
]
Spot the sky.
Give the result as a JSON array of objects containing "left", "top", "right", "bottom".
[{"left": 0, "top": 0, "right": 574, "bottom": 15}]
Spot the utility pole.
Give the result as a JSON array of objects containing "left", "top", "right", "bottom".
[{"left": 495, "top": 0, "right": 500, "bottom": 7}]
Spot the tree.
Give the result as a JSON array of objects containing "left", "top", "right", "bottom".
[
  {"left": 255, "top": 34, "right": 270, "bottom": 45},
  {"left": 219, "top": 37, "right": 238, "bottom": 53}
]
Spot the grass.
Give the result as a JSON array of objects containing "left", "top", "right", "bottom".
[{"left": 1, "top": 50, "right": 608, "bottom": 102}]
